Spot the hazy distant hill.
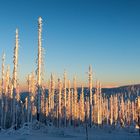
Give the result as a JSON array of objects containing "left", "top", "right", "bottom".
[
  {"left": 20, "top": 84, "right": 140, "bottom": 102},
  {"left": 102, "top": 84, "right": 140, "bottom": 101}
]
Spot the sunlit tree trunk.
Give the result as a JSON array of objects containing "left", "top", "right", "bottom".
[
  {"left": 37, "top": 17, "right": 42, "bottom": 122},
  {"left": 73, "top": 76, "right": 77, "bottom": 127},
  {"left": 110, "top": 95, "right": 113, "bottom": 125},
  {"left": 67, "top": 80, "right": 71, "bottom": 126},
  {"left": 50, "top": 73, "right": 55, "bottom": 111},
  {"left": 27, "top": 74, "right": 31, "bottom": 124},
  {"left": 12, "top": 29, "right": 19, "bottom": 129},
  {"left": 58, "top": 78, "right": 62, "bottom": 127},
  {"left": 88, "top": 65, "right": 93, "bottom": 127},
  {"left": 1, "top": 53, "right": 5, "bottom": 129},
  {"left": 4, "top": 65, "right": 10, "bottom": 129},
  {"left": 63, "top": 71, "right": 67, "bottom": 127},
  {"left": 80, "top": 85, "right": 85, "bottom": 123}
]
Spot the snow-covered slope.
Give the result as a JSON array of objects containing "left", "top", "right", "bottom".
[{"left": 0, "top": 123, "right": 139, "bottom": 140}]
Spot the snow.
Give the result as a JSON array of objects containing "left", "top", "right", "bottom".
[{"left": 0, "top": 123, "right": 139, "bottom": 140}]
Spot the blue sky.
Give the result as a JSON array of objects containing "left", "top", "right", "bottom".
[{"left": 0, "top": 0, "right": 140, "bottom": 88}]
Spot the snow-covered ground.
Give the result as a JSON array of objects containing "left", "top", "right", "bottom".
[{"left": 0, "top": 123, "right": 139, "bottom": 140}]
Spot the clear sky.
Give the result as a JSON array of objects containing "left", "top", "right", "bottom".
[{"left": 0, "top": 0, "right": 140, "bottom": 89}]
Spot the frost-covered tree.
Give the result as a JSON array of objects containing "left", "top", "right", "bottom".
[
  {"left": 110, "top": 95, "right": 113, "bottom": 125},
  {"left": 1, "top": 53, "right": 5, "bottom": 128},
  {"left": 12, "top": 28, "right": 19, "bottom": 129},
  {"left": 50, "top": 73, "right": 55, "bottom": 111},
  {"left": 73, "top": 76, "right": 78, "bottom": 127},
  {"left": 67, "top": 80, "right": 71, "bottom": 126},
  {"left": 79, "top": 85, "right": 85, "bottom": 123},
  {"left": 58, "top": 78, "right": 62, "bottom": 127},
  {"left": 63, "top": 71, "right": 67, "bottom": 127},
  {"left": 37, "top": 17, "right": 43, "bottom": 122},
  {"left": 88, "top": 65, "right": 93, "bottom": 127}
]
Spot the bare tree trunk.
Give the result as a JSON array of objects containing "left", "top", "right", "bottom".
[
  {"left": 37, "top": 17, "right": 42, "bottom": 122},
  {"left": 58, "top": 78, "right": 62, "bottom": 128},
  {"left": 88, "top": 65, "right": 93, "bottom": 128},
  {"left": 12, "top": 29, "right": 19, "bottom": 130},
  {"left": 63, "top": 71, "right": 67, "bottom": 127},
  {"left": 138, "top": 115, "right": 140, "bottom": 136},
  {"left": 85, "top": 106, "right": 88, "bottom": 140}
]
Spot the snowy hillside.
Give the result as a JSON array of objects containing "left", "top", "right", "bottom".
[{"left": 0, "top": 124, "right": 139, "bottom": 140}]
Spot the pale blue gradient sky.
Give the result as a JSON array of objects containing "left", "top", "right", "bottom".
[{"left": 0, "top": 0, "right": 140, "bottom": 88}]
